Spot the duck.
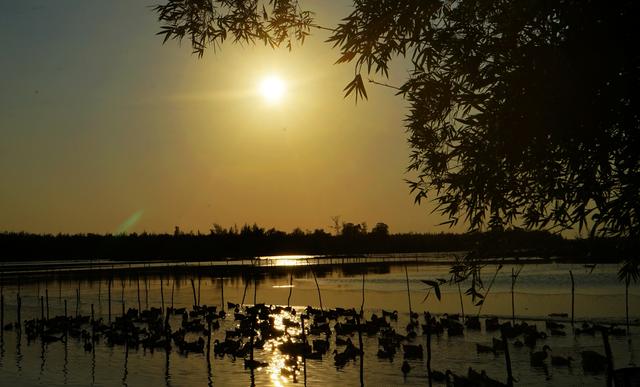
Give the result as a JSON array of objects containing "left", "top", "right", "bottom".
[
  {"left": 403, "top": 344, "right": 423, "bottom": 359},
  {"left": 244, "top": 359, "right": 268, "bottom": 369},
  {"left": 581, "top": 351, "right": 607, "bottom": 373},
  {"left": 551, "top": 355, "right": 573, "bottom": 367},
  {"left": 377, "top": 347, "right": 395, "bottom": 360},
  {"left": 476, "top": 343, "right": 496, "bottom": 355},
  {"left": 333, "top": 350, "right": 351, "bottom": 367},
  {"left": 431, "top": 370, "right": 447, "bottom": 382},
  {"left": 531, "top": 345, "right": 552, "bottom": 366},
  {"left": 401, "top": 360, "right": 411, "bottom": 376}
]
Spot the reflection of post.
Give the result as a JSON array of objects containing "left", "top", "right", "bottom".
[
  {"left": 425, "top": 314, "right": 432, "bottom": 387},
  {"left": 601, "top": 329, "right": 614, "bottom": 387},
  {"left": 1, "top": 293, "right": 4, "bottom": 343},
  {"left": 122, "top": 340, "right": 129, "bottom": 386},
  {"left": 301, "top": 315, "right": 307, "bottom": 387},
  {"left": 165, "top": 343, "right": 171, "bottom": 387},
  {"left": 501, "top": 326, "right": 514, "bottom": 387},
  {"left": 16, "top": 293, "right": 21, "bottom": 330},
  {"left": 356, "top": 314, "right": 364, "bottom": 387}
]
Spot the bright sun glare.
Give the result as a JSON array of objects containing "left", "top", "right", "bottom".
[{"left": 259, "top": 76, "right": 285, "bottom": 103}]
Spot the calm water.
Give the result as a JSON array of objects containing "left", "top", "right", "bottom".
[{"left": 0, "top": 258, "right": 638, "bottom": 386}]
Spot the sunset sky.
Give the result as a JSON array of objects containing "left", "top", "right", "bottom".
[{"left": 0, "top": 1, "right": 466, "bottom": 235}]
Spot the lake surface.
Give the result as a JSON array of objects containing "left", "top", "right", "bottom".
[{"left": 0, "top": 256, "right": 638, "bottom": 386}]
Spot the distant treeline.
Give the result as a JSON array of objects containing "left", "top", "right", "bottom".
[{"left": 0, "top": 223, "right": 629, "bottom": 262}]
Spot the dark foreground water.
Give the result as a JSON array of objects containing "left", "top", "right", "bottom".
[{"left": 0, "top": 257, "right": 638, "bottom": 386}]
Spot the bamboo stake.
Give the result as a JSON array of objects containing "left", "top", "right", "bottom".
[
  {"left": 457, "top": 282, "right": 465, "bottom": 320},
  {"left": 171, "top": 278, "right": 175, "bottom": 310},
  {"left": 121, "top": 280, "right": 125, "bottom": 316},
  {"left": 75, "top": 287, "right": 80, "bottom": 318},
  {"left": 511, "top": 268, "right": 516, "bottom": 323},
  {"left": 287, "top": 272, "right": 293, "bottom": 307},
  {"left": 190, "top": 279, "right": 198, "bottom": 307},
  {"left": 108, "top": 279, "right": 112, "bottom": 323},
  {"left": 253, "top": 274, "right": 258, "bottom": 305},
  {"left": 45, "top": 288, "right": 49, "bottom": 320},
  {"left": 360, "top": 272, "right": 365, "bottom": 316},
  {"left": 569, "top": 270, "right": 575, "bottom": 325},
  {"left": 144, "top": 276, "right": 149, "bottom": 310},
  {"left": 137, "top": 275, "right": 141, "bottom": 313},
  {"left": 311, "top": 270, "right": 324, "bottom": 311},
  {"left": 404, "top": 265, "right": 412, "bottom": 314},
  {"left": 160, "top": 278, "right": 165, "bottom": 314}
]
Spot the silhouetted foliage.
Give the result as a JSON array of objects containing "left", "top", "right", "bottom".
[{"left": 155, "top": 1, "right": 639, "bottom": 240}]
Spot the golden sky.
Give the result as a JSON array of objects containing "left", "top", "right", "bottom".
[{"left": 0, "top": 1, "right": 466, "bottom": 234}]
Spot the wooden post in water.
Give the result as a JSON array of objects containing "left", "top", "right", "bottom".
[
  {"left": 219, "top": 275, "right": 224, "bottom": 312},
  {"left": 253, "top": 274, "right": 257, "bottom": 305},
  {"left": 171, "top": 278, "right": 175, "bottom": 310},
  {"left": 287, "top": 272, "right": 293, "bottom": 307},
  {"left": 136, "top": 275, "right": 141, "bottom": 313},
  {"left": 311, "top": 270, "right": 324, "bottom": 312},
  {"left": 121, "top": 281, "right": 125, "bottom": 316},
  {"left": 45, "top": 288, "right": 49, "bottom": 320},
  {"left": 511, "top": 268, "right": 516, "bottom": 323},
  {"left": 160, "top": 278, "right": 165, "bottom": 314},
  {"left": 144, "top": 276, "right": 149, "bottom": 310},
  {"left": 569, "top": 270, "right": 575, "bottom": 325},
  {"left": 40, "top": 296, "right": 44, "bottom": 322},
  {"left": 197, "top": 276, "right": 201, "bottom": 307},
  {"left": 501, "top": 326, "right": 514, "bottom": 387},
  {"left": 75, "top": 287, "right": 80, "bottom": 318},
  {"left": 190, "top": 279, "right": 198, "bottom": 307},
  {"left": 404, "top": 265, "right": 412, "bottom": 315},
  {"left": 360, "top": 272, "right": 365, "bottom": 316},
  {"left": 108, "top": 279, "right": 112, "bottom": 323}
]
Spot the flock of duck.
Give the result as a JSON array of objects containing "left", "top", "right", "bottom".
[{"left": 1, "top": 300, "right": 631, "bottom": 385}]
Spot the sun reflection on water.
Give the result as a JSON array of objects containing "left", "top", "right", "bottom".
[
  {"left": 263, "top": 309, "right": 304, "bottom": 386},
  {"left": 258, "top": 255, "right": 314, "bottom": 266}
]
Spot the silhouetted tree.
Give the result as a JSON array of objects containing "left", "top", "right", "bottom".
[
  {"left": 370, "top": 222, "right": 389, "bottom": 237},
  {"left": 154, "top": 1, "right": 640, "bottom": 273}
]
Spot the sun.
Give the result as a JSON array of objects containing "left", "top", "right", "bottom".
[{"left": 259, "top": 75, "right": 285, "bottom": 104}]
